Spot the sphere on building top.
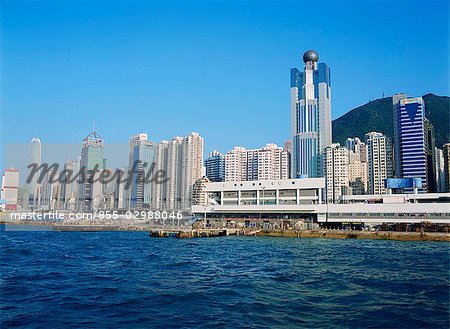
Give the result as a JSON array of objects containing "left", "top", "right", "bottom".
[{"left": 303, "top": 50, "right": 319, "bottom": 63}]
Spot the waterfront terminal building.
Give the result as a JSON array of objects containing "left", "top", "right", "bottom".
[{"left": 191, "top": 178, "right": 450, "bottom": 229}]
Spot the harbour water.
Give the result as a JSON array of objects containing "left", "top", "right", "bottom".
[{"left": 1, "top": 225, "right": 449, "bottom": 328}]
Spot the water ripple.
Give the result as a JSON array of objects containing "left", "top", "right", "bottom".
[{"left": 1, "top": 227, "right": 449, "bottom": 328}]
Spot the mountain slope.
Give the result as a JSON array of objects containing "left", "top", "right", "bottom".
[{"left": 332, "top": 93, "right": 449, "bottom": 148}]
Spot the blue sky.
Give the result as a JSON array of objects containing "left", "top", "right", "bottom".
[{"left": 1, "top": 1, "right": 449, "bottom": 167}]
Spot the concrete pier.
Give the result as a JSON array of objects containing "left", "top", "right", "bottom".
[{"left": 149, "top": 228, "right": 241, "bottom": 238}]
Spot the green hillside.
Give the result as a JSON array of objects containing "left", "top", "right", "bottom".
[{"left": 332, "top": 93, "right": 449, "bottom": 148}]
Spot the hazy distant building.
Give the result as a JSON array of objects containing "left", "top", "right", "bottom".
[
  {"left": 79, "top": 129, "right": 104, "bottom": 210},
  {"left": 61, "top": 161, "right": 77, "bottom": 210},
  {"left": 291, "top": 49, "right": 332, "bottom": 178},
  {"left": 114, "top": 168, "right": 126, "bottom": 209},
  {"left": 225, "top": 144, "right": 289, "bottom": 182},
  {"left": 34, "top": 165, "right": 59, "bottom": 210},
  {"left": 101, "top": 168, "right": 114, "bottom": 195},
  {"left": 128, "top": 133, "right": 148, "bottom": 170},
  {"left": 126, "top": 133, "right": 148, "bottom": 208},
  {"left": 97, "top": 168, "right": 117, "bottom": 209},
  {"left": 323, "top": 144, "right": 349, "bottom": 203},
  {"left": 205, "top": 151, "right": 225, "bottom": 182},
  {"left": 17, "top": 187, "right": 29, "bottom": 210},
  {"left": 165, "top": 136, "right": 184, "bottom": 210},
  {"left": 393, "top": 95, "right": 427, "bottom": 192},
  {"left": 130, "top": 140, "right": 155, "bottom": 209},
  {"left": 152, "top": 140, "right": 169, "bottom": 210},
  {"left": 49, "top": 179, "right": 63, "bottom": 211},
  {"left": 27, "top": 137, "right": 41, "bottom": 209},
  {"left": 365, "top": 132, "right": 393, "bottom": 195},
  {"left": 1, "top": 168, "right": 20, "bottom": 211}
]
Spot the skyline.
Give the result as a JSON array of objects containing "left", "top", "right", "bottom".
[
  {"left": 1, "top": 1, "right": 448, "bottom": 154},
  {"left": 1, "top": 2, "right": 449, "bottom": 329}
]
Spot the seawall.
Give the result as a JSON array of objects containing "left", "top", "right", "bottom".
[{"left": 255, "top": 229, "right": 450, "bottom": 242}]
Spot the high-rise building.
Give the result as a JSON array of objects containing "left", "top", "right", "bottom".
[
  {"left": 94, "top": 168, "right": 116, "bottom": 210},
  {"left": 152, "top": 140, "right": 169, "bottom": 210},
  {"left": 224, "top": 144, "right": 289, "bottom": 182},
  {"left": 424, "top": 119, "right": 437, "bottom": 192},
  {"left": 345, "top": 137, "right": 360, "bottom": 153},
  {"left": 34, "top": 165, "right": 59, "bottom": 210},
  {"left": 291, "top": 49, "right": 332, "bottom": 178},
  {"left": 27, "top": 137, "right": 41, "bottom": 209},
  {"left": 1, "top": 168, "right": 20, "bottom": 211},
  {"left": 365, "top": 132, "right": 393, "bottom": 195},
  {"left": 205, "top": 151, "right": 225, "bottom": 182},
  {"left": 192, "top": 176, "right": 209, "bottom": 206},
  {"left": 112, "top": 168, "right": 125, "bottom": 209},
  {"left": 61, "top": 161, "right": 76, "bottom": 210},
  {"left": 17, "top": 187, "right": 29, "bottom": 210},
  {"left": 443, "top": 143, "right": 450, "bottom": 192},
  {"left": 48, "top": 178, "right": 63, "bottom": 211},
  {"left": 345, "top": 137, "right": 368, "bottom": 195},
  {"left": 348, "top": 151, "right": 368, "bottom": 195},
  {"left": 166, "top": 136, "right": 185, "bottom": 210},
  {"left": 126, "top": 133, "right": 148, "bottom": 208},
  {"left": 128, "top": 133, "right": 148, "bottom": 170},
  {"left": 393, "top": 95, "right": 427, "bottom": 192},
  {"left": 130, "top": 140, "right": 155, "bottom": 209},
  {"left": 224, "top": 147, "right": 248, "bottom": 182},
  {"left": 257, "top": 144, "right": 289, "bottom": 180},
  {"left": 283, "top": 140, "right": 292, "bottom": 179},
  {"left": 151, "top": 133, "right": 204, "bottom": 210},
  {"left": 435, "top": 148, "right": 445, "bottom": 192},
  {"left": 345, "top": 137, "right": 368, "bottom": 163},
  {"left": 181, "top": 132, "right": 204, "bottom": 210},
  {"left": 323, "top": 144, "right": 349, "bottom": 203},
  {"left": 79, "top": 128, "right": 104, "bottom": 210}
]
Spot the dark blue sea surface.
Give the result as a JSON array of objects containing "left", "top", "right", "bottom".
[{"left": 1, "top": 225, "right": 449, "bottom": 328}]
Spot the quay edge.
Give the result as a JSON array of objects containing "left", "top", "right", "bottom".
[{"left": 255, "top": 229, "right": 450, "bottom": 242}]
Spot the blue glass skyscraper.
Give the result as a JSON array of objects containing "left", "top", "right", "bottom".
[
  {"left": 290, "top": 50, "right": 332, "bottom": 178},
  {"left": 393, "top": 94, "right": 427, "bottom": 192},
  {"left": 205, "top": 151, "right": 225, "bottom": 182}
]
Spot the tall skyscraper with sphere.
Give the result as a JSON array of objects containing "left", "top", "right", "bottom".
[{"left": 290, "top": 50, "right": 332, "bottom": 178}]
